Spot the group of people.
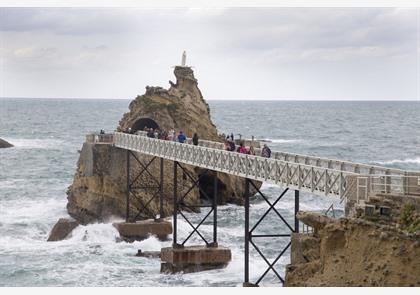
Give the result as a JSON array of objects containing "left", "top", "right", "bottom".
[
  {"left": 225, "top": 133, "right": 271, "bottom": 158},
  {"left": 224, "top": 136, "right": 271, "bottom": 158},
  {"left": 142, "top": 127, "right": 196, "bottom": 144},
  {"left": 124, "top": 126, "right": 271, "bottom": 158}
]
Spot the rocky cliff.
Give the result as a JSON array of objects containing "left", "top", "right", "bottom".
[
  {"left": 65, "top": 66, "right": 258, "bottom": 225},
  {"left": 285, "top": 209, "right": 420, "bottom": 286}
]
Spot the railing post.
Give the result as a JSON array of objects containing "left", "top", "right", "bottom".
[
  {"left": 244, "top": 178, "right": 250, "bottom": 285},
  {"left": 213, "top": 172, "right": 218, "bottom": 246},
  {"left": 159, "top": 157, "right": 164, "bottom": 219},
  {"left": 173, "top": 161, "right": 178, "bottom": 246},
  {"left": 294, "top": 190, "right": 299, "bottom": 233},
  {"left": 126, "top": 150, "right": 130, "bottom": 222}
]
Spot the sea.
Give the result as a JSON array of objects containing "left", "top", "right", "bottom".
[{"left": 0, "top": 99, "right": 419, "bottom": 287}]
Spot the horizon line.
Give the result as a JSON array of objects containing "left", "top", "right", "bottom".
[{"left": 0, "top": 96, "right": 419, "bottom": 102}]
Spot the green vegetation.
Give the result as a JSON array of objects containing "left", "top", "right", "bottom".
[{"left": 399, "top": 203, "right": 420, "bottom": 234}]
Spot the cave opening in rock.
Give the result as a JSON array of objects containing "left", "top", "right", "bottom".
[
  {"left": 198, "top": 173, "right": 225, "bottom": 205},
  {"left": 131, "top": 118, "right": 159, "bottom": 132}
]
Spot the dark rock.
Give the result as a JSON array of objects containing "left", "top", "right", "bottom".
[
  {"left": 0, "top": 138, "right": 13, "bottom": 148},
  {"left": 47, "top": 218, "right": 79, "bottom": 241}
]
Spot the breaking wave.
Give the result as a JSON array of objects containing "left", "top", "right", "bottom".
[
  {"left": 258, "top": 138, "right": 302, "bottom": 144},
  {"left": 373, "top": 157, "right": 420, "bottom": 165},
  {"left": 2, "top": 138, "right": 65, "bottom": 149}
]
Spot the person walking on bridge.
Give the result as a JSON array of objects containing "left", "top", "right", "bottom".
[
  {"left": 177, "top": 131, "right": 187, "bottom": 143},
  {"left": 192, "top": 133, "right": 199, "bottom": 146},
  {"left": 237, "top": 142, "right": 248, "bottom": 154},
  {"left": 261, "top": 144, "right": 271, "bottom": 158}
]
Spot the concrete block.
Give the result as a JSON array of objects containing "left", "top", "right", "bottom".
[
  {"left": 113, "top": 219, "right": 172, "bottom": 242},
  {"left": 160, "top": 245, "right": 231, "bottom": 273}
]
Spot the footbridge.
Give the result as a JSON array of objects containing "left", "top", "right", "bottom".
[
  {"left": 113, "top": 132, "right": 418, "bottom": 201},
  {"left": 107, "top": 131, "right": 419, "bottom": 286}
]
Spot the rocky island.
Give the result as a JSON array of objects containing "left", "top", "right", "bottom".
[{"left": 49, "top": 65, "right": 258, "bottom": 240}]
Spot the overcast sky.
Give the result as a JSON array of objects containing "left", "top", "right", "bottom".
[{"left": 0, "top": 7, "right": 419, "bottom": 100}]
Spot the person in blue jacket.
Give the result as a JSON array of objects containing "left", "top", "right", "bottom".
[{"left": 177, "top": 131, "right": 187, "bottom": 143}]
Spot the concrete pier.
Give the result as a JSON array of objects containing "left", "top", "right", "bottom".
[
  {"left": 113, "top": 219, "right": 172, "bottom": 242},
  {"left": 160, "top": 245, "right": 232, "bottom": 273}
]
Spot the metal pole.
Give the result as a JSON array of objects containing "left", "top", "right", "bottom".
[
  {"left": 173, "top": 161, "right": 178, "bottom": 246},
  {"left": 244, "top": 178, "right": 250, "bottom": 284},
  {"left": 294, "top": 190, "right": 299, "bottom": 233},
  {"left": 159, "top": 158, "right": 164, "bottom": 219},
  {"left": 126, "top": 150, "right": 130, "bottom": 222},
  {"left": 213, "top": 172, "right": 218, "bottom": 245}
]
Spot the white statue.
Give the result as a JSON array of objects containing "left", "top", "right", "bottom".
[{"left": 181, "top": 51, "right": 186, "bottom": 66}]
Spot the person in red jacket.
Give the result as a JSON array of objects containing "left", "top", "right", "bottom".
[{"left": 237, "top": 142, "right": 248, "bottom": 154}]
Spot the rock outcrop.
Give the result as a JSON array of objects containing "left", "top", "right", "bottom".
[
  {"left": 47, "top": 218, "right": 79, "bottom": 241},
  {"left": 285, "top": 211, "right": 420, "bottom": 286},
  {"left": 0, "top": 138, "right": 13, "bottom": 148},
  {"left": 65, "top": 66, "right": 259, "bottom": 225}
]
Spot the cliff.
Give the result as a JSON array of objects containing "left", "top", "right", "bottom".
[
  {"left": 285, "top": 206, "right": 420, "bottom": 286},
  {"left": 65, "top": 66, "right": 259, "bottom": 225}
]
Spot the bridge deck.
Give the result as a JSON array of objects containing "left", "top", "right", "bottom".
[{"left": 112, "top": 132, "right": 418, "bottom": 201}]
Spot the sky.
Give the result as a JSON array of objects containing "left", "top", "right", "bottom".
[{"left": 0, "top": 7, "right": 419, "bottom": 100}]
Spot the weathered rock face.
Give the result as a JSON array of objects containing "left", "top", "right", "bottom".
[
  {"left": 66, "top": 66, "right": 259, "bottom": 225},
  {"left": 285, "top": 212, "right": 420, "bottom": 287},
  {"left": 47, "top": 218, "right": 79, "bottom": 241},
  {"left": 0, "top": 138, "right": 13, "bottom": 148},
  {"left": 118, "top": 66, "right": 218, "bottom": 140}
]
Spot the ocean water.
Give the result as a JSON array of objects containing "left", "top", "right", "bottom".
[{"left": 0, "top": 99, "right": 419, "bottom": 287}]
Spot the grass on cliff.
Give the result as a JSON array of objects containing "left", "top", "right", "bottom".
[{"left": 399, "top": 203, "right": 420, "bottom": 234}]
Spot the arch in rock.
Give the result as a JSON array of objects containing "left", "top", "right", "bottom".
[{"left": 131, "top": 117, "right": 160, "bottom": 132}]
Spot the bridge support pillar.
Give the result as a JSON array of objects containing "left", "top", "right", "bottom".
[
  {"left": 119, "top": 151, "right": 172, "bottom": 242},
  {"left": 162, "top": 161, "right": 230, "bottom": 273},
  {"left": 243, "top": 179, "right": 298, "bottom": 287}
]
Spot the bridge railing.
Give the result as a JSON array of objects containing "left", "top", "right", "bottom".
[
  {"left": 86, "top": 133, "right": 114, "bottom": 143},
  {"left": 114, "top": 132, "right": 361, "bottom": 199},
  {"left": 354, "top": 174, "right": 420, "bottom": 203},
  {"left": 188, "top": 136, "right": 408, "bottom": 177}
]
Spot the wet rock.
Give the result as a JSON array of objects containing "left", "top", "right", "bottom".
[
  {"left": 296, "top": 211, "right": 335, "bottom": 231},
  {"left": 0, "top": 138, "right": 13, "bottom": 148},
  {"left": 47, "top": 218, "right": 79, "bottom": 241}
]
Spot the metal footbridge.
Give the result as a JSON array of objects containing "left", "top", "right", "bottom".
[
  {"left": 113, "top": 132, "right": 417, "bottom": 202},
  {"left": 107, "top": 131, "right": 419, "bottom": 286}
]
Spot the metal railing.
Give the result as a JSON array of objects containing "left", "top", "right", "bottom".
[
  {"left": 190, "top": 137, "right": 409, "bottom": 177},
  {"left": 114, "top": 132, "right": 358, "bottom": 199},
  {"left": 356, "top": 175, "right": 420, "bottom": 202},
  {"left": 86, "top": 133, "right": 114, "bottom": 143}
]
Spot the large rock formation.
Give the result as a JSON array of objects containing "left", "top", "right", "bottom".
[
  {"left": 0, "top": 138, "right": 13, "bottom": 148},
  {"left": 65, "top": 66, "right": 258, "bottom": 225},
  {"left": 285, "top": 209, "right": 420, "bottom": 286}
]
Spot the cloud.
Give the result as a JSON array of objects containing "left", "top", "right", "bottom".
[{"left": 0, "top": 7, "right": 418, "bottom": 100}]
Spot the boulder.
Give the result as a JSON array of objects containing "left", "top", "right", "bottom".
[
  {"left": 0, "top": 138, "right": 13, "bottom": 148},
  {"left": 47, "top": 218, "right": 79, "bottom": 241}
]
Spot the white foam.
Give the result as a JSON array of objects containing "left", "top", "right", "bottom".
[
  {"left": 373, "top": 157, "right": 420, "bottom": 165},
  {"left": 259, "top": 138, "right": 302, "bottom": 144},
  {"left": 69, "top": 223, "right": 120, "bottom": 243},
  {"left": 2, "top": 138, "right": 65, "bottom": 149}
]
